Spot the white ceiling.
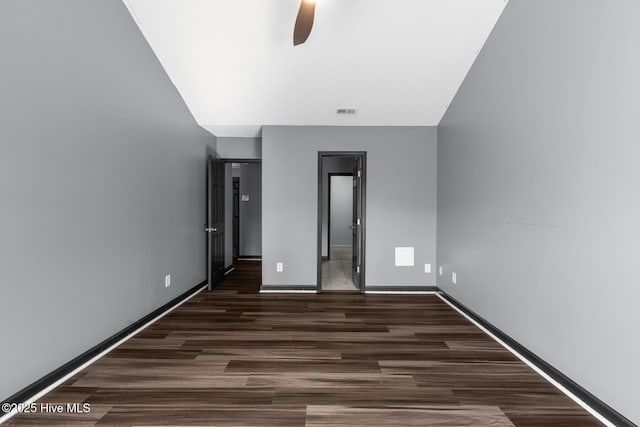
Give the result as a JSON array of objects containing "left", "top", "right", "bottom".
[{"left": 123, "top": 0, "right": 508, "bottom": 137}]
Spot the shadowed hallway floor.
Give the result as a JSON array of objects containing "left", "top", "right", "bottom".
[{"left": 7, "top": 261, "right": 600, "bottom": 426}]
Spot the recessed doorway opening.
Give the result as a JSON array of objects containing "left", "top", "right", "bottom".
[
  {"left": 317, "top": 152, "right": 366, "bottom": 293},
  {"left": 229, "top": 161, "right": 262, "bottom": 263}
]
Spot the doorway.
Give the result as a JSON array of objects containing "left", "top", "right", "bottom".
[
  {"left": 208, "top": 157, "right": 262, "bottom": 290},
  {"left": 230, "top": 162, "right": 262, "bottom": 261},
  {"left": 326, "top": 173, "right": 353, "bottom": 290},
  {"left": 317, "top": 152, "right": 366, "bottom": 292}
]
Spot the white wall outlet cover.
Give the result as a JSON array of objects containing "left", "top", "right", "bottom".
[
  {"left": 452, "top": 272, "right": 457, "bottom": 284},
  {"left": 424, "top": 263, "right": 432, "bottom": 273},
  {"left": 165, "top": 274, "right": 171, "bottom": 288},
  {"left": 241, "top": 195, "right": 250, "bottom": 202},
  {"left": 395, "top": 247, "right": 414, "bottom": 267},
  {"left": 276, "top": 262, "right": 283, "bottom": 272},
  {"left": 439, "top": 266, "right": 443, "bottom": 276}
]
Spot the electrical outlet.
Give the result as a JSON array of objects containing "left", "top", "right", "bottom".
[
  {"left": 424, "top": 263, "right": 431, "bottom": 273},
  {"left": 452, "top": 272, "right": 457, "bottom": 284},
  {"left": 165, "top": 274, "right": 171, "bottom": 288},
  {"left": 439, "top": 266, "right": 443, "bottom": 276},
  {"left": 276, "top": 262, "right": 283, "bottom": 272}
]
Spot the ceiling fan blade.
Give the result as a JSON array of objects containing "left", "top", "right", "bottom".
[{"left": 293, "top": 0, "right": 316, "bottom": 46}]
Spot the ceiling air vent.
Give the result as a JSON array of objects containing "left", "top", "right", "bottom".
[{"left": 336, "top": 108, "right": 357, "bottom": 115}]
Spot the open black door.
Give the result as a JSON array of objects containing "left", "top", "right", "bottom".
[
  {"left": 352, "top": 157, "right": 363, "bottom": 289},
  {"left": 206, "top": 154, "right": 225, "bottom": 290}
]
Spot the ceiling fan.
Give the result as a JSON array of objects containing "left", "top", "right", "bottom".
[{"left": 293, "top": 0, "right": 317, "bottom": 46}]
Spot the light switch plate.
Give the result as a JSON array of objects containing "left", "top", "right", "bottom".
[
  {"left": 276, "top": 262, "right": 283, "bottom": 272},
  {"left": 165, "top": 274, "right": 171, "bottom": 288},
  {"left": 439, "top": 266, "right": 443, "bottom": 276},
  {"left": 424, "top": 263, "right": 431, "bottom": 273},
  {"left": 452, "top": 272, "right": 457, "bottom": 284},
  {"left": 241, "top": 195, "right": 250, "bottom": 202}
]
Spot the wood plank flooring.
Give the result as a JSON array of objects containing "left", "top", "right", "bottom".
[{"left": 7, "top": 261, "right": 601, "bottom": 426}]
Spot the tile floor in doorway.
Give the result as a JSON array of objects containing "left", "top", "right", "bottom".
[{"left": 321, "top": 246, "right": 358, "bottom": 291}]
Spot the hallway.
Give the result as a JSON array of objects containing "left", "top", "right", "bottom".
[{"left": 7, "top": 261, "right": 598, "bottom": 426}]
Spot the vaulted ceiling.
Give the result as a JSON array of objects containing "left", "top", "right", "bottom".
[{"left": 123, "top": 0, "right": 508, "bottom": 137}]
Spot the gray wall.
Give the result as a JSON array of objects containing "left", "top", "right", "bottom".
[
  {"left": 321, "top": 157, "right": 355, "bottom": 256},
  {"left": 262, "top": 126, "right": 437, "bottom": 288},
  {"left": 0, "top": 0, "right": 215, "bottom": 401},
  {"left": 329, "top": 175, "right": 353, "bottom": 248},
  {"left": 217, "top": 137, "right": 262, "bottom": 160},
  {"left": 238, "top": 163, "right": 262, "bottom": 257},
  {"left": 437, "top": 0, "right": 640, "bottom": 423}
]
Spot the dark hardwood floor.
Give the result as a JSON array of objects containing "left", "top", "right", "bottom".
[{"left": 7, "top": 261, "right": 601, "bottom": 426}]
